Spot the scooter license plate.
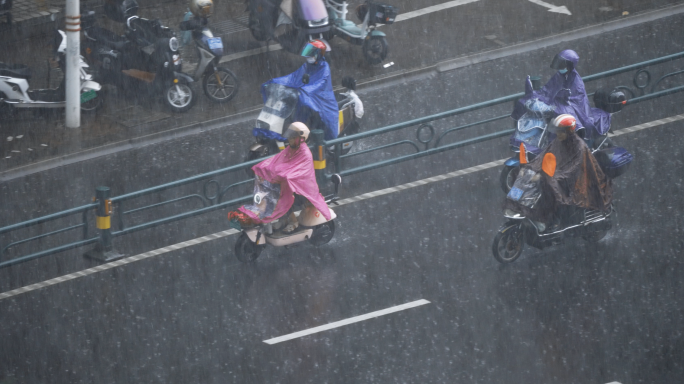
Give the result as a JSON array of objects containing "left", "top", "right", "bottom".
[
  {"left": 507, "top": 186, "right": 524, "bottom": 201},
  {"left": 80, "top": 90, "right": 97, "bottom": 103},
  {"left": 207, "top": 37, "right": 223, "bottom": 50}
]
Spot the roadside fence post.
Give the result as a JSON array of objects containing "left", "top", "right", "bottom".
[
  {"left": 85, "top": 186, "right": 124, "bottom": 262},
  {"left": 311, "top": 129, "right": 327, "bottom": 186}
]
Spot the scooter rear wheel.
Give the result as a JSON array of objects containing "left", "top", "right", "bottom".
[
  {"left": 492, "top": 223, "right": 524, "bottom": 263},
  {"left": 235, "top": 232, "right": 264, "bottom": 263},
  {"left": 203, "top": 67, "right": 239, "bottom": 103},
  {"left": 309, "top": 221, "right": 335, "bottom": 247}
]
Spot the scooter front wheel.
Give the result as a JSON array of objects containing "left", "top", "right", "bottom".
[
  {"left": 362, "top": 35, "right": 388, "bottom": 65},
  {"left": 235, "top": 232, "right": 264, "bottom": 263},
  {"left": 492, "top": 222, "right": 524, "bottom": 263},
  {"left": 499, "top": 165, "right": 520, "bottom": 194},
  {"left": 165, "top": 83, "right": 195, "bottom": 113},
  {"left": 309, "top": 220, "right": 335, "bottom": 247},
  {"left": 203, "top": 67, "right": 239, "bottom": 103}
]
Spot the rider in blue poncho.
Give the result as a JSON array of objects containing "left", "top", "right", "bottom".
[
  {"left": 512, "top": 49, "right": 611, "bottom": 138},
  {"left": 261, "top": 40, "right": 339, "bottom": 140}
]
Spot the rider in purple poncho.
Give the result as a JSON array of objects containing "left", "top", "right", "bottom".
[{"left": 512, "top": 49, "right": 611, "bottom": 137}]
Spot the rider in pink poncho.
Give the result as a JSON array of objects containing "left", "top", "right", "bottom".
[{"left": 238, "top": 122, "right": 331, "bottom": 231}]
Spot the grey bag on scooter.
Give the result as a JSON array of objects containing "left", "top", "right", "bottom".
[{"left": 507, "top": 168, "right": 542, "bottom": 208}]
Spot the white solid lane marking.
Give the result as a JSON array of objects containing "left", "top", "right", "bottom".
[
  {"left": 263, "top": 299, "right": 431, "bottom": 345},
  {"left": 219, "top": 0, "right": 481, "bottom": 63},
  {"left": 1, "top": 113, "right": 681, "bottom": 301},
  {"left": 528, "top": 0, "right": 572, "bottom": 15}
]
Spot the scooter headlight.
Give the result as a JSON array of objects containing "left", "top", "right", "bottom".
[
  {"left": 307, "top": 17, "right": 328, "bottom": 27},
  {"left": 169, "top": 37, "right": 179, "bottom": 52},
  {"left": 254, "top": 192, "right": 268, "bottom": 205}
]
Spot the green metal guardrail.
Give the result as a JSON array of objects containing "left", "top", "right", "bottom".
[{"left": 1, "top": 51, "right": 684, "bottom": 269}]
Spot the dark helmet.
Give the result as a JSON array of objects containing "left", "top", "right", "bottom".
[
  {"left": 342, "top": 76, "right": 356, "bottom": 90},
  {"left": 550, "top": 49, "right": 580, "bottom": 72}
]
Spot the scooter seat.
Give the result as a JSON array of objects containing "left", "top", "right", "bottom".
[
  {"left": 334, "top": 19, "right": 362, "bottom": 35},
  {"left": 0, "top": 62, "right": 31, "bottom": 79},
  {"left": 86, "top": 26, "right": 129, "bottom": 50}
]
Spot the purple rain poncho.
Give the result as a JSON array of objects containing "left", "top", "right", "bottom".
[{"left": 512, "top": 50, "right": 611, "bottom": 136}]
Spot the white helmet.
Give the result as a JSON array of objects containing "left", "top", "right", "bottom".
[
  {"left": 284, "top": 122, "right": 310, "bottom": 142},
  {"left": 190, "top": 0, "right": 213, "bottom": 18}
]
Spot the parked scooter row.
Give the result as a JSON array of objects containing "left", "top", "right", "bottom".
[
  {"left": 246, "top": 0, "right": 398, "bottom": 64},
  {"left": 80, "top": 0, "right": 239, "bottom": 113},
  {"left": 0, "top": 30, "right": 102, "bottom": 114}
]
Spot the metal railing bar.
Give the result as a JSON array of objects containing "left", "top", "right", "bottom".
[
  {"left": 0, "top": 237, "right": 99, "bottom": 270},
  {"left": 625, "top": 85, "right": 684, "bottom": 104},
  {"left": 339, "top": 129, "right": 515, "bottom": 177},
  {"left": 435, "top": 114, "right": 510, "bottom": 148},
  {"left": 0, "top": 203, "right": 97, "bottom": 235},
  {"left": 111, "top": 157, "right": 266, "bottom": 203},
  {"left": 218, "top": 179, "right": 254, "bottom": 203},
  {"left": 123, "top": 195, "right": 209, "bottom": 216},
  {"left": 111, "top": 195, "right": 252, "bottom": 237},
  {"left": 583, "top": 51, "right": 684, "bottom": 82},
  {"left": 651, "top": 70, "right": 684, "bottom": 93},
  {"left": 1, "top": 223, "right": 86, "bottom": 259},
  {"left": 340, "top": 140, "right": 421, "bottom": 160}
]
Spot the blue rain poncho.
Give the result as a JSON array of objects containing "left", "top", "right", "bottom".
[
  {"left": 261, "top": 59, "right": 339, "bottom": 140},
  {"left": 512, "top": 50, "right": 611, "bottom": 136}
]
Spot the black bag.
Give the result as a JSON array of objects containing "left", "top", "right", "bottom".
[
  {"left": 594, "top": 89, "right": 626, "bottom": 113},
  {"left": 368, "top": 3, "right": 398, "bottom": 24}
]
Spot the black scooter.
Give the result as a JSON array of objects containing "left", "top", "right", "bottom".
[
  {"left": 491, "top": 145, "right": 633, "bottom": 263},
  {"left": 82, "top": 9, "right": 196, "bottom": 112}
]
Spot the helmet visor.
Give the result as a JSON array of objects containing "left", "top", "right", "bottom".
[
  {"left": 550, "top": 54, "right": 568, "bottom": 70},
  {"left": 284, "top": 127, "right": 305, "bottom": 140},
  {"left": 300, "top": 42, "right": 320, "bottom": 58}
]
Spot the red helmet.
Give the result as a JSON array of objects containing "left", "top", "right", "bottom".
[{"left": 552, "top": 114, "right": 576, "bottom": 132}]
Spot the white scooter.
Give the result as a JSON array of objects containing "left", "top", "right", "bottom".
[
  {"left": 0, "top": 30, "right": 102, "bottom": 113},
  {"left": 231, "top": 174, "right": 342, "bottom": 262}
]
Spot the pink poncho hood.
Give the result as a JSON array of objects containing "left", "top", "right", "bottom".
[{"left": 238, "top": 144, "right": 331, "bottom": 223}]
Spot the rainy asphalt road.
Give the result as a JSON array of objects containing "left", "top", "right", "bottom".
[
  {"left": 0, "top": 117, "right": 682, "bottom": 384},
  {"left": 2, "top": 0, "right": 683, "bottom": 170}
]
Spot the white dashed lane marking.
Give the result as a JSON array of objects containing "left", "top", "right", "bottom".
[{"left": 0, "top": 114, "right": 681, "bottom": 301}]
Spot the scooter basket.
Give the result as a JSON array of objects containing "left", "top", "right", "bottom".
[
  {"left": 594, "top": 146, "right": 633, "bottom": 179},
  {"left": 369, "top": 3, "right": 398, "bottom": 24}
]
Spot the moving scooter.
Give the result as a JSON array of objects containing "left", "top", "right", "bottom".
[
  {"left": 246, "top": 0, "right": 331, "bottom": 53},
  {"left": 325, "top": 0, "right": 398, "bottom": 64},
  {"left": 82, "top": 6, "right": 196, "bottom": 112},
  {"left": 179, "top": 13, "right": 239, "bottom": 103},
  {"left": 0, "top": 30, "right": 102, "bottom": 114},
  {"left": 492, "top": 145, "right": 633, "bottom": 264},
  {"left": 230, "top": 173, "right": 341, "bottom": 262},
  {"left": 246, "top": 79, "right": 362, "bottom": 165},
  {"left": 499, "top": 88, "right": 627, "bottom": 193}
]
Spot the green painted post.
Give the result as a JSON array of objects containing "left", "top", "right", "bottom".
[{"left": 85, "top": 186, "right": 124, "bottom": 262}]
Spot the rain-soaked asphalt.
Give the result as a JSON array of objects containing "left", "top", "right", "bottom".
[
  {"left": 0, "top": 117, "right": 682, "bottom": 383},
  {"left": 1, "top": 0, "right": 683, "bottom": 171}
]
